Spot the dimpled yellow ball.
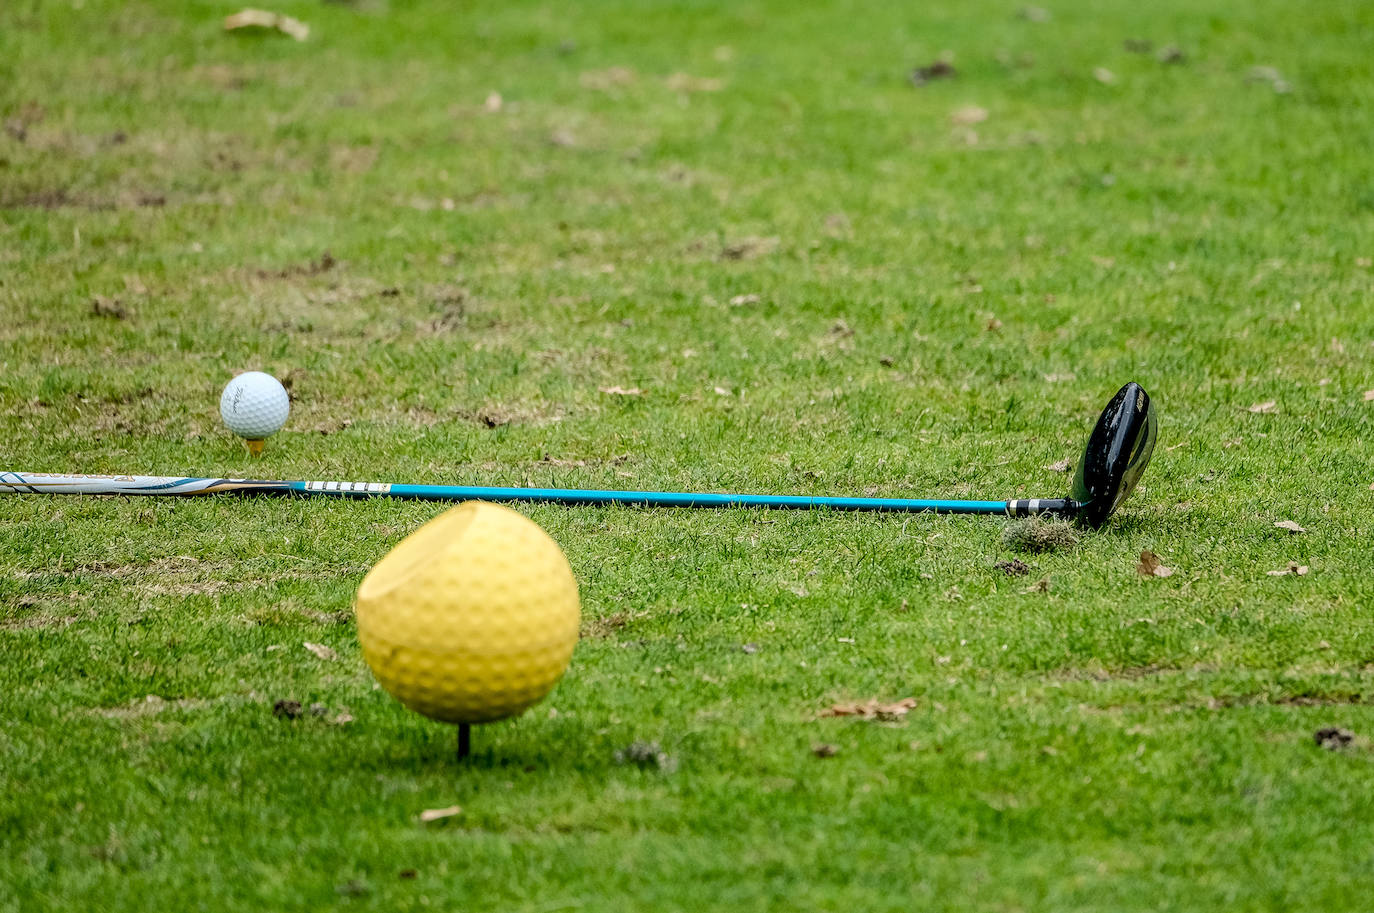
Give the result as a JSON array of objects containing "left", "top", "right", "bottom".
[{"left": 354, "top": 502, "right": 580, "bottom": 724}]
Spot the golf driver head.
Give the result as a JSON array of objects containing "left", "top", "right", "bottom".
[{"left": 1069, "top": 382, "right": 1157, "bottom": 528}]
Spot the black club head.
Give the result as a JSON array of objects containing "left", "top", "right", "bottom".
[{"left": 1069, "top": 382, "right": 1157, "bottom": 528}]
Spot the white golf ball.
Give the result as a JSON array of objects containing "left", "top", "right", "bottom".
[{"left": 220, "top": 371, "right": 290, "bottom": 439}]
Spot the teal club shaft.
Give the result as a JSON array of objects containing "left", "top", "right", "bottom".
[
  {"left": 381, "top": 483, "right": 1006, "bottom": 513},
  {"left": 0, "top": 472, "right": 1070, "bottom": 517}
]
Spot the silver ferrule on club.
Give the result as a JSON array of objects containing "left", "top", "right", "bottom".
[{"left": 1004, "top": 498, "right": 1077, "bottom": 519}]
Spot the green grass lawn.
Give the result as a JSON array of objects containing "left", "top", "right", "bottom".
[{"left": 4, "top": 0, "right": 1374, "bottom": 908}]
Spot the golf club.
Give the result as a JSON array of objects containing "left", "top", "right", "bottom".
[{"left": 0, "top": 382, "right": 1157, "bottom": 528}]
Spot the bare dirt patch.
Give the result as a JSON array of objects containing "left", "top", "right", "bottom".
[
  {"left": 461, "top": 400, "right": 567, "bottom": 429},
  {"left": 256, "top": 251, "right": 336, "bottom": 280},
  {"left": 0, "top": 185, "right": 172, "bottom": 211},
  {"left": 1, "top": 603, "right": 83, "bottom": 630},
  {"left": 88, "top": 694, "right": 212, "bottom": 719},
  {"left": 721, "top": 236, "right": 779, "bottom": 261},
  {"left": 582, "top": 610, "right": 648, "bottom": 638},
  {"left": 1053, "top": 664, "right": 1177, "bottom": 682},
  {"left": 19, "top": 558, "right": 362, "bottom": 601}
]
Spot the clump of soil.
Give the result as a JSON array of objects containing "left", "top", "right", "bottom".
[
  {"left": 994, "top": 559, "right": 1031, "bottom": 576},
  {"left": 1315, "top": 727, "right": 1354, "bottom": 750},
  {"left": 1001, "top": 517, "right": 1080, "bottom": 554}
]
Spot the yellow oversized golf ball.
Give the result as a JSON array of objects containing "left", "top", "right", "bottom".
[{"left": 354, "top": 502, "right": 580, "bottom": 724}]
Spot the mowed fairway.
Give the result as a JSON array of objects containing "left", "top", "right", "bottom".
[{"left": 3, "top": 0, "right": 1374, "bottom": 909}]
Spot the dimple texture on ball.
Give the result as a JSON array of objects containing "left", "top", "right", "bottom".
[
  {"left": 220, "top": 371, "right": 290, "bottom": 439},
  {"left": 354, "top": 502, "right": 581, "bottom": 724}
]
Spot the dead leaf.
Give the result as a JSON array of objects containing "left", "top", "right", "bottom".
[
  {"left": 1043, "top": 372, "right": 1076, "bottom": 383},
  {"left": 91, "top": 296, "right": 131, "bottom": 319},
  {"left": 1247, "top": 401, "right": 1278, "bottom": 414},
  {"left": 1274, "top": 520, "right": 1307, "bottom": 534},
  {"left": 1157, "top": 45, "right": 1185, "bottom": 63},
  {"left": 910, "top": 59, "right": 956, "bottom": 86},
  {"left": 311, "top": 418, "right": 352, "bottom": 435},
  {"left": 1025, "top": 578, "right": 1051, "bottom": 593},
  {"left": 665, "top": 73, "right": 724, "bottom": 92},
  {"left": 713, "top": 386, "right": 732, "bottom": 396},
  {"left": 1363, "top": 390, "right": 1374, "bottom": 402},
  {"left": 729, "top": 293, "right": 760, "bottom": 306},
  {"left": 580, "top": 67, "right": 636, "bottom": 90},
  {"left": 1266, "top": 562, "right": 1309, "bottom": 577},
  {"left": 1136, "top": 550, "right": 1174, "bottom": 578},
  {"left": 836, "top": 636, "right": 856, "bottom": 644},
  {"left": 598, "top": 385, "right": 644, "bottom": 396},
  {"left": 330, "top": 712, "right": 354, "bottom": 725},
  {"left": 273, "top": 699, "right": 302, "bottom": 719},
  {"left": 721, "top": 236, "right": 779, "bottom": 260},
  {"left": 256, "top": 250, "right": 335, "bottom": 280},
  {"left": 303, "top": 642, "right": 337, "bottom": 661},
  {"left": 418, "top": 805, "right": 463, "bottom": 823},
  {"left": 483, "top": 92, "right": 503, "bottom": 112},
  {"left": 1247, "top": 66, "right": 1291, "bottom": 93},
  {"left": 1092, "top": 67, "right": 1117, "bottom": 84},
  {"left": 223, "top": 9, "right": 309, "bottom": 41},
  {"left": 549, "top": 128, "right": 577, "bottom": 147},
  {"left": 1018, "top": 6, "right": 1050, "bottom": 21},
  {"left": 812, "top": 743, "right": 839, "bottom": 758},
  {"left": 986, "top": 317, "right": 1003, "bottom": 331},
  {"left": 951, "top": 105, "right": 988, "bottom": 126},
  {"left": 1046, "top": 458, "right": 1073, "bottom": 473},
  {"left": 820, "top": 698, "right": 917, "bottom": 721},
  {"left": 614, "top": 741, "right": 675, "bottom": 770}
]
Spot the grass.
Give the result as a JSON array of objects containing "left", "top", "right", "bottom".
[{"left": 3, "top": 0, "right": 1374, "bottom": 908}]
